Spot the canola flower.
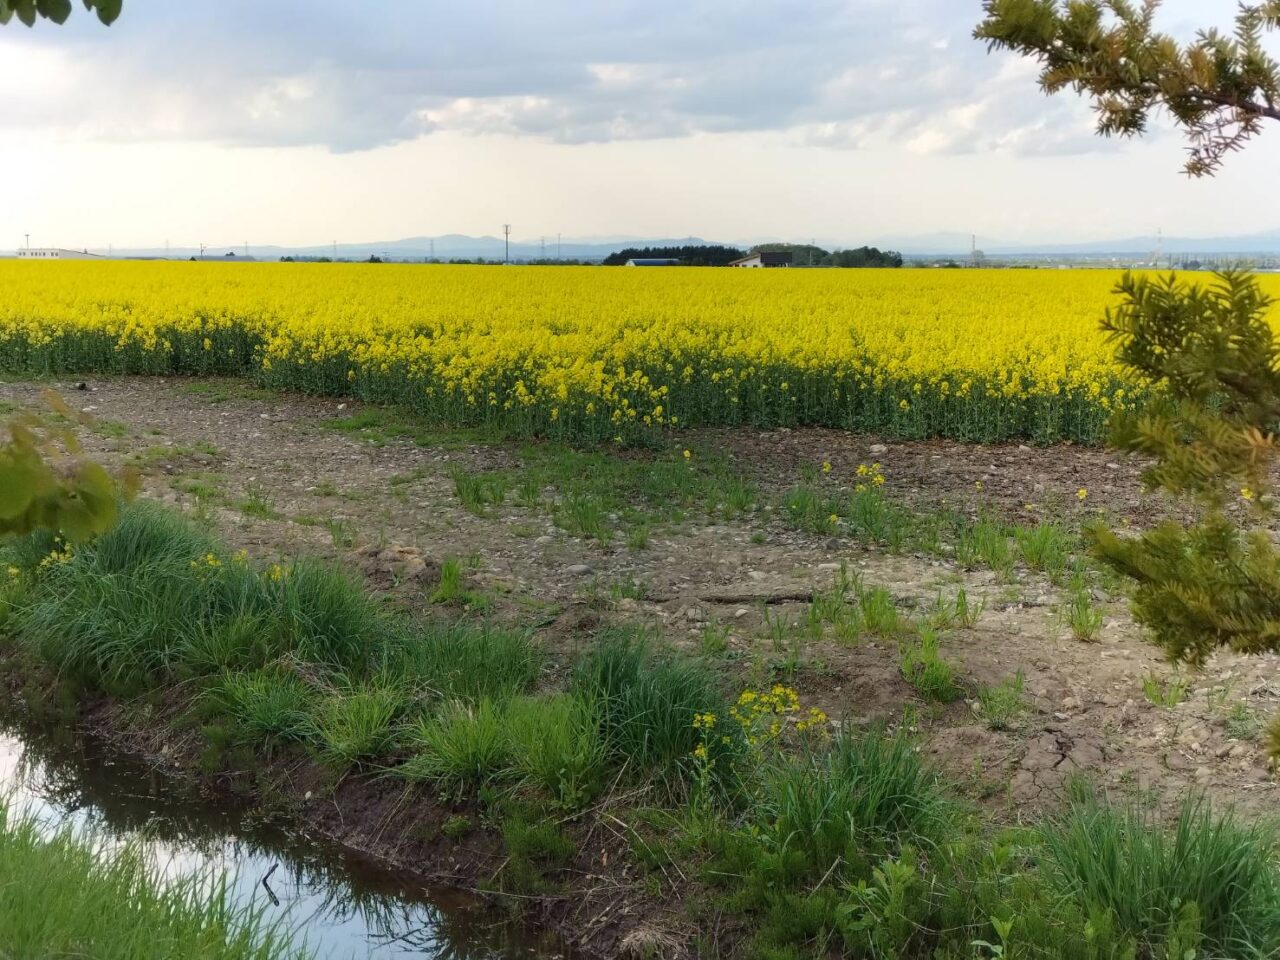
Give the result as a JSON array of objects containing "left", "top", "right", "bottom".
[{"left": 4, "top": 262, "right": 1278, "bottom": 444}]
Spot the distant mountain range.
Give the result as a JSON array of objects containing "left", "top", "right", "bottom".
[
  {"left": 9, "top": 229, "right": 1280, "bottom": 261},
  {"left": 863, "top": 230, "right": 1280, "bottom": 257}
]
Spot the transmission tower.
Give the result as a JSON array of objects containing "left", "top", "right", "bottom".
[
  {"left": 503, "top": 224, "right": 512, "bottom": 264},
  {"left": 1148, "top": 228, "right": 1164, "bottom": 268}
]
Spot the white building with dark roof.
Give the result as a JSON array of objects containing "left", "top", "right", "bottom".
[{"left": 17, "top": 248, "right": 102, "bottom": 260}]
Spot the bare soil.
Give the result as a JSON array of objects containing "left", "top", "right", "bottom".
[{"left": 4, "top": 373, "right": 1278, "bottom": 951}]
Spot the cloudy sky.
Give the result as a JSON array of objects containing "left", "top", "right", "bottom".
[{"left": 1, "top": 0, "right": 1276, "bottom": 250}]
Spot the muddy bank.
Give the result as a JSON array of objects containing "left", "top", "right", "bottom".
[{"left": 0, "top": 656, "right": 667, "bottom": 959}]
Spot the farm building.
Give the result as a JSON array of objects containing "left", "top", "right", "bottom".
[
  {"left": 624, "top": 258, "right": 681, "bottom": 267},
  {"left": 17, "top": 247, "right": 101, "bottom": 260},
  {"left": 729, "top": 251, "right": 793, "bottom": 268}
]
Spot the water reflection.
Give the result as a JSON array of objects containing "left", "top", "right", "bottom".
[{"left": 0, "top": 726, "right": 563, "bottom": 959}]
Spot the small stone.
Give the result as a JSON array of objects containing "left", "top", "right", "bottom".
[
  {"left": 564, "top": 563, "right": 593, "bottom": 576},
  {"left": 337, "top": 403, "right": 347, "bottom": 410},
  {"left": 869, "top": 443, "right": 888, "bottom": 454},
  {"left": 73, "top": 381, "right": 87, "bottom": 391},
  {"left": 734, "top": 608, "right": 749, "bottom": 619},
  {"left": 817, "top": 562, "right": 842, "bottom": 572},
  {"left": 534, "top": 535, "right": 553, "bottom": 546}
]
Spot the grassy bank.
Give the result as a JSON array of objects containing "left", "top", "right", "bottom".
[
  {"left": 3, "top": 501, "right": 1279, "bottom": 958},
  {"left": 0, "top": 804, "right": 304, "bottom": 959}
]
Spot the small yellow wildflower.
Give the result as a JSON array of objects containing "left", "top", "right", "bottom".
[
  {"left": 822, "top": 461, "right": 832, "bottom": 474},
  {"left": 1242, "top": 487, "right": 1257, "bottom": 502},
  {"left": 1077, "top": 487, "right": 1088, "bottom": 501},
  {"left": 6, "top": 566, "right": 19, "bottom": 579},
  {"left": 682, "top": 449, "right": 692, "bottom": 460}
]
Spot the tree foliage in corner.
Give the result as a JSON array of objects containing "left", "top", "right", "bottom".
[
  {"left": 0, "top": 0, "right": 120, "bottom": 26},
  {"left": 975, "top": 0, "right": 1280, "bottom": 176},
  {"left": 1, "top": 393, "right": 130, "bottom": 542},
  {"left": 1, "top": 0, "right": 123, "bottom": 541},
  {"left": 1088, "top": 272, "right": 1280, "bottom": 664},
  {"left": 977, "top": 3, "right": 1280, "bottom": 671}
]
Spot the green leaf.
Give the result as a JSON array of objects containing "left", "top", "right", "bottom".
[
  {"left": 35, "top": 0, "right": 72, "bottom": 23},
  {"left": 85, "top": 0, "right": 120, "bottom": 25},
  {"left": 0, "top": 462, "right": 35, "bottom": 521}
]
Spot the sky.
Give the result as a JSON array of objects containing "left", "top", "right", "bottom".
[{"left": 1, "top": 0, "right": 1277, "bottom": 250}]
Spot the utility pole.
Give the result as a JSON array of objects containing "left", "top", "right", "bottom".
[
  {"left": 23, "top": 233, "right": 29, "bottom": 250},
  {"left": 540, "top": 236, "right": 546, "bottom": 261},
  {"left": 503, "top": 224, "right": 511, "bottom": 264},
  {"left": 244, "top": 241, "right": 249, "bottom": 258},
  {"left": 199, "top": 242, "right": 206, "bottom": 258},
  {"left": 333, "top": 240, "right": 338, "bottom": 261}
]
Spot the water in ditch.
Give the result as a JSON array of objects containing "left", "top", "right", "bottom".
[{"left": 0, "top": 722, "right": 568, "bottom": 959}]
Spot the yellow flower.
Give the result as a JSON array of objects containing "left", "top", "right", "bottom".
[
  {"left": 1242, "top": 486, "right": 1256, "bottom": 502},
  {"left": 5, "top": 566, "right": 19, "bottom": 579},
  {"left": 822, "top": 461, "right": 832, "bottom": 474},
  {"left": 1077, "top": 487, "right": 1088, "bottom": 501},
  {"left": 682, "top": 449, "right": 692, "bottom": 460}
]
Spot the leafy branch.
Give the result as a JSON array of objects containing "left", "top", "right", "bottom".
[
  {"left": 0, "top": 0, "right": 120, "bottom": 27},
  {"left": 975, "top": 0, "right": 1280, "bottom": 175}
]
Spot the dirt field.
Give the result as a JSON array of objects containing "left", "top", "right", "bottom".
[{"left": 5, "top": 374, "right": 1276, "bottom": 820}]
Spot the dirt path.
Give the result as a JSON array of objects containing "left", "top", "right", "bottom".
[{"left": 4, "top": 374, "right": 1276, "bottom": 819}]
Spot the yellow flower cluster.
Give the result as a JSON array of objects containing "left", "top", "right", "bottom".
[
  {"left": 3, "top": 262, "right": 1277, "bottom": 444},
  {"left": 38, "top": 546, "right": 74, "bottom": 569},
  {"left": 854, "top": 462, "right": 886, "bottom": 492},
  {"left": 730, "top": 684, "right": 829, "bottom": 747}
]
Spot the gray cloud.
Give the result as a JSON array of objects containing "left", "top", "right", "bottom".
[{"left": 0, "top": 0, "right": 1100, "bottom": 155}]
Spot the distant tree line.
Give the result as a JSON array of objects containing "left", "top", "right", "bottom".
[
  {"left": 751, "top": 243, "right": 903, "bottom": 268},
  {"left": 602, "top": 245, "right": 746, "bottom": 266}
]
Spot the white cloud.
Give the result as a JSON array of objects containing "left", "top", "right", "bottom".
[{"left": 0, "top": 0, "right": 1109, "bottom": 159}]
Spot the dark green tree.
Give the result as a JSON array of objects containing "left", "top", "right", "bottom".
[
  {"left": 1088, "top": 272, "right": 1280, "bottom": 664},
  {"left": 976, "top": 2, "right": 1280, "bottom": 674},
  {"left": 0, "top": 0, "right": 120, "bottom": 26},
  {"left": 975, "top": 0, "right": 1280, "bottom": 176}
]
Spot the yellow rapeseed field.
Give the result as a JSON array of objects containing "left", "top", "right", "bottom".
[{"left": 2, "top": 261, "right": 1275, "bottom": 443}]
